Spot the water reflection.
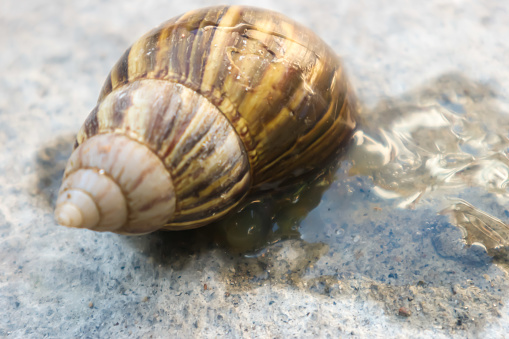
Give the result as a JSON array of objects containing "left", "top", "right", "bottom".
[{"left": 350, "top": 103, "right": 509, "bottom": 208}]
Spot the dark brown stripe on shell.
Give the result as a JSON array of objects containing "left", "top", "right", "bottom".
[
  {"left": 181, "top": 22, "right": 200, "bottom": 81},
  {"left": 98, "top": 73, "right": 113, "bottom": 103},
  {"left": 144, "top": 94, "right": 173, "bottom": 150},
  {"left": 114, "top": 46, "right": 131, "bottom": 85},
  {"left": 143, "top": 29, "right": 162, "bottom": 76},
  {"left": 166, "top": 27, "right": 187, "bottom": 84},
  {"left": 157, "top": 111, "right": 178, "bottom": 152},
  {"left": 177, "top": 149, "right": 247, "bottom": 200},
  {"left": 84, "top": 106, "right": 99, "bottom": 137},
  {"left": 195, "top": 8, "right": 229, "bottom": 84},
  {"left": 173, "top": 119, "right": 231, "bottom": 178},
  {"left": 169, "top": 112, "right": 217, "bottom": 169},
  {"left": 111, "top": 87, "right": 134, "bottom": 127},
  {"left": 145, "top": 110, "right": 165, "bottom": 148},
  {"left": 160, "top": 90, "right": 202, "bottom": 160},
  {"left": 178, "top": 170, "right": 249, "bottom": 212}
]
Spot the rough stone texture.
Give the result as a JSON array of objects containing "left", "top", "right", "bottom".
[{"left": 1, "top": 0, "right": 509, "bottom": 338}]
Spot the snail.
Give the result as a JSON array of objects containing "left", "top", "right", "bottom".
[{"left": 54, "top": 5, "right": 358, "bottom": 235}]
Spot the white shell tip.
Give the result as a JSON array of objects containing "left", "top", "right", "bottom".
[
  {"left": 55, "top": 188, "right": 101, "bottom": 230},
  {"left": 55, "top": 202, "right": 84, "bottom": 228},
  {"left": 56, "top": 134, "right": 177, "bottom": 234}
]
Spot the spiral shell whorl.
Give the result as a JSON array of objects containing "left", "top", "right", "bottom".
[
  {"left": 61, "top": 79, "right": 252, "bottom": 233},
  {"left": 56, "top": 133, "right": 176, "bottom": 234}
]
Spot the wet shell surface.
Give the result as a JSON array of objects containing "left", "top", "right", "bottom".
[{"left": 54, "top": 5, "right": 358, "bottom": 235}]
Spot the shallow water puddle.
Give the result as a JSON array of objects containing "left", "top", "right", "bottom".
[{"left": 208, "top": 73, "right": 509, "bottom": 331}]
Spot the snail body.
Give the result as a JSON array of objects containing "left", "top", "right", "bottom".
[{"left": 55, "top": 6, "right": 358, "bottom": 235}]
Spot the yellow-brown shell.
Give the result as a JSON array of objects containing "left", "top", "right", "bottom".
[{"left": 55, "top": 6, "right": 358, "bottom": 234}]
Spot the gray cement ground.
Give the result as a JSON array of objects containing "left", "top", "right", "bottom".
[{"left": 2, "top": 0, "right": 509, "bottom": 338}]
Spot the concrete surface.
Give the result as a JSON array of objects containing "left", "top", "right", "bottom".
[{"left": 1, "top": 0, "right": 509, "bottom": 337}]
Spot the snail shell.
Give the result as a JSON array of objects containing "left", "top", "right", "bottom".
[{"left": 54, "top": 6, "right": 358, "bottom": 235}]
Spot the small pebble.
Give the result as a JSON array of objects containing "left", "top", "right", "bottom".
[{"left": 398, "top": 307, "right": 411, "bottom": 317}]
